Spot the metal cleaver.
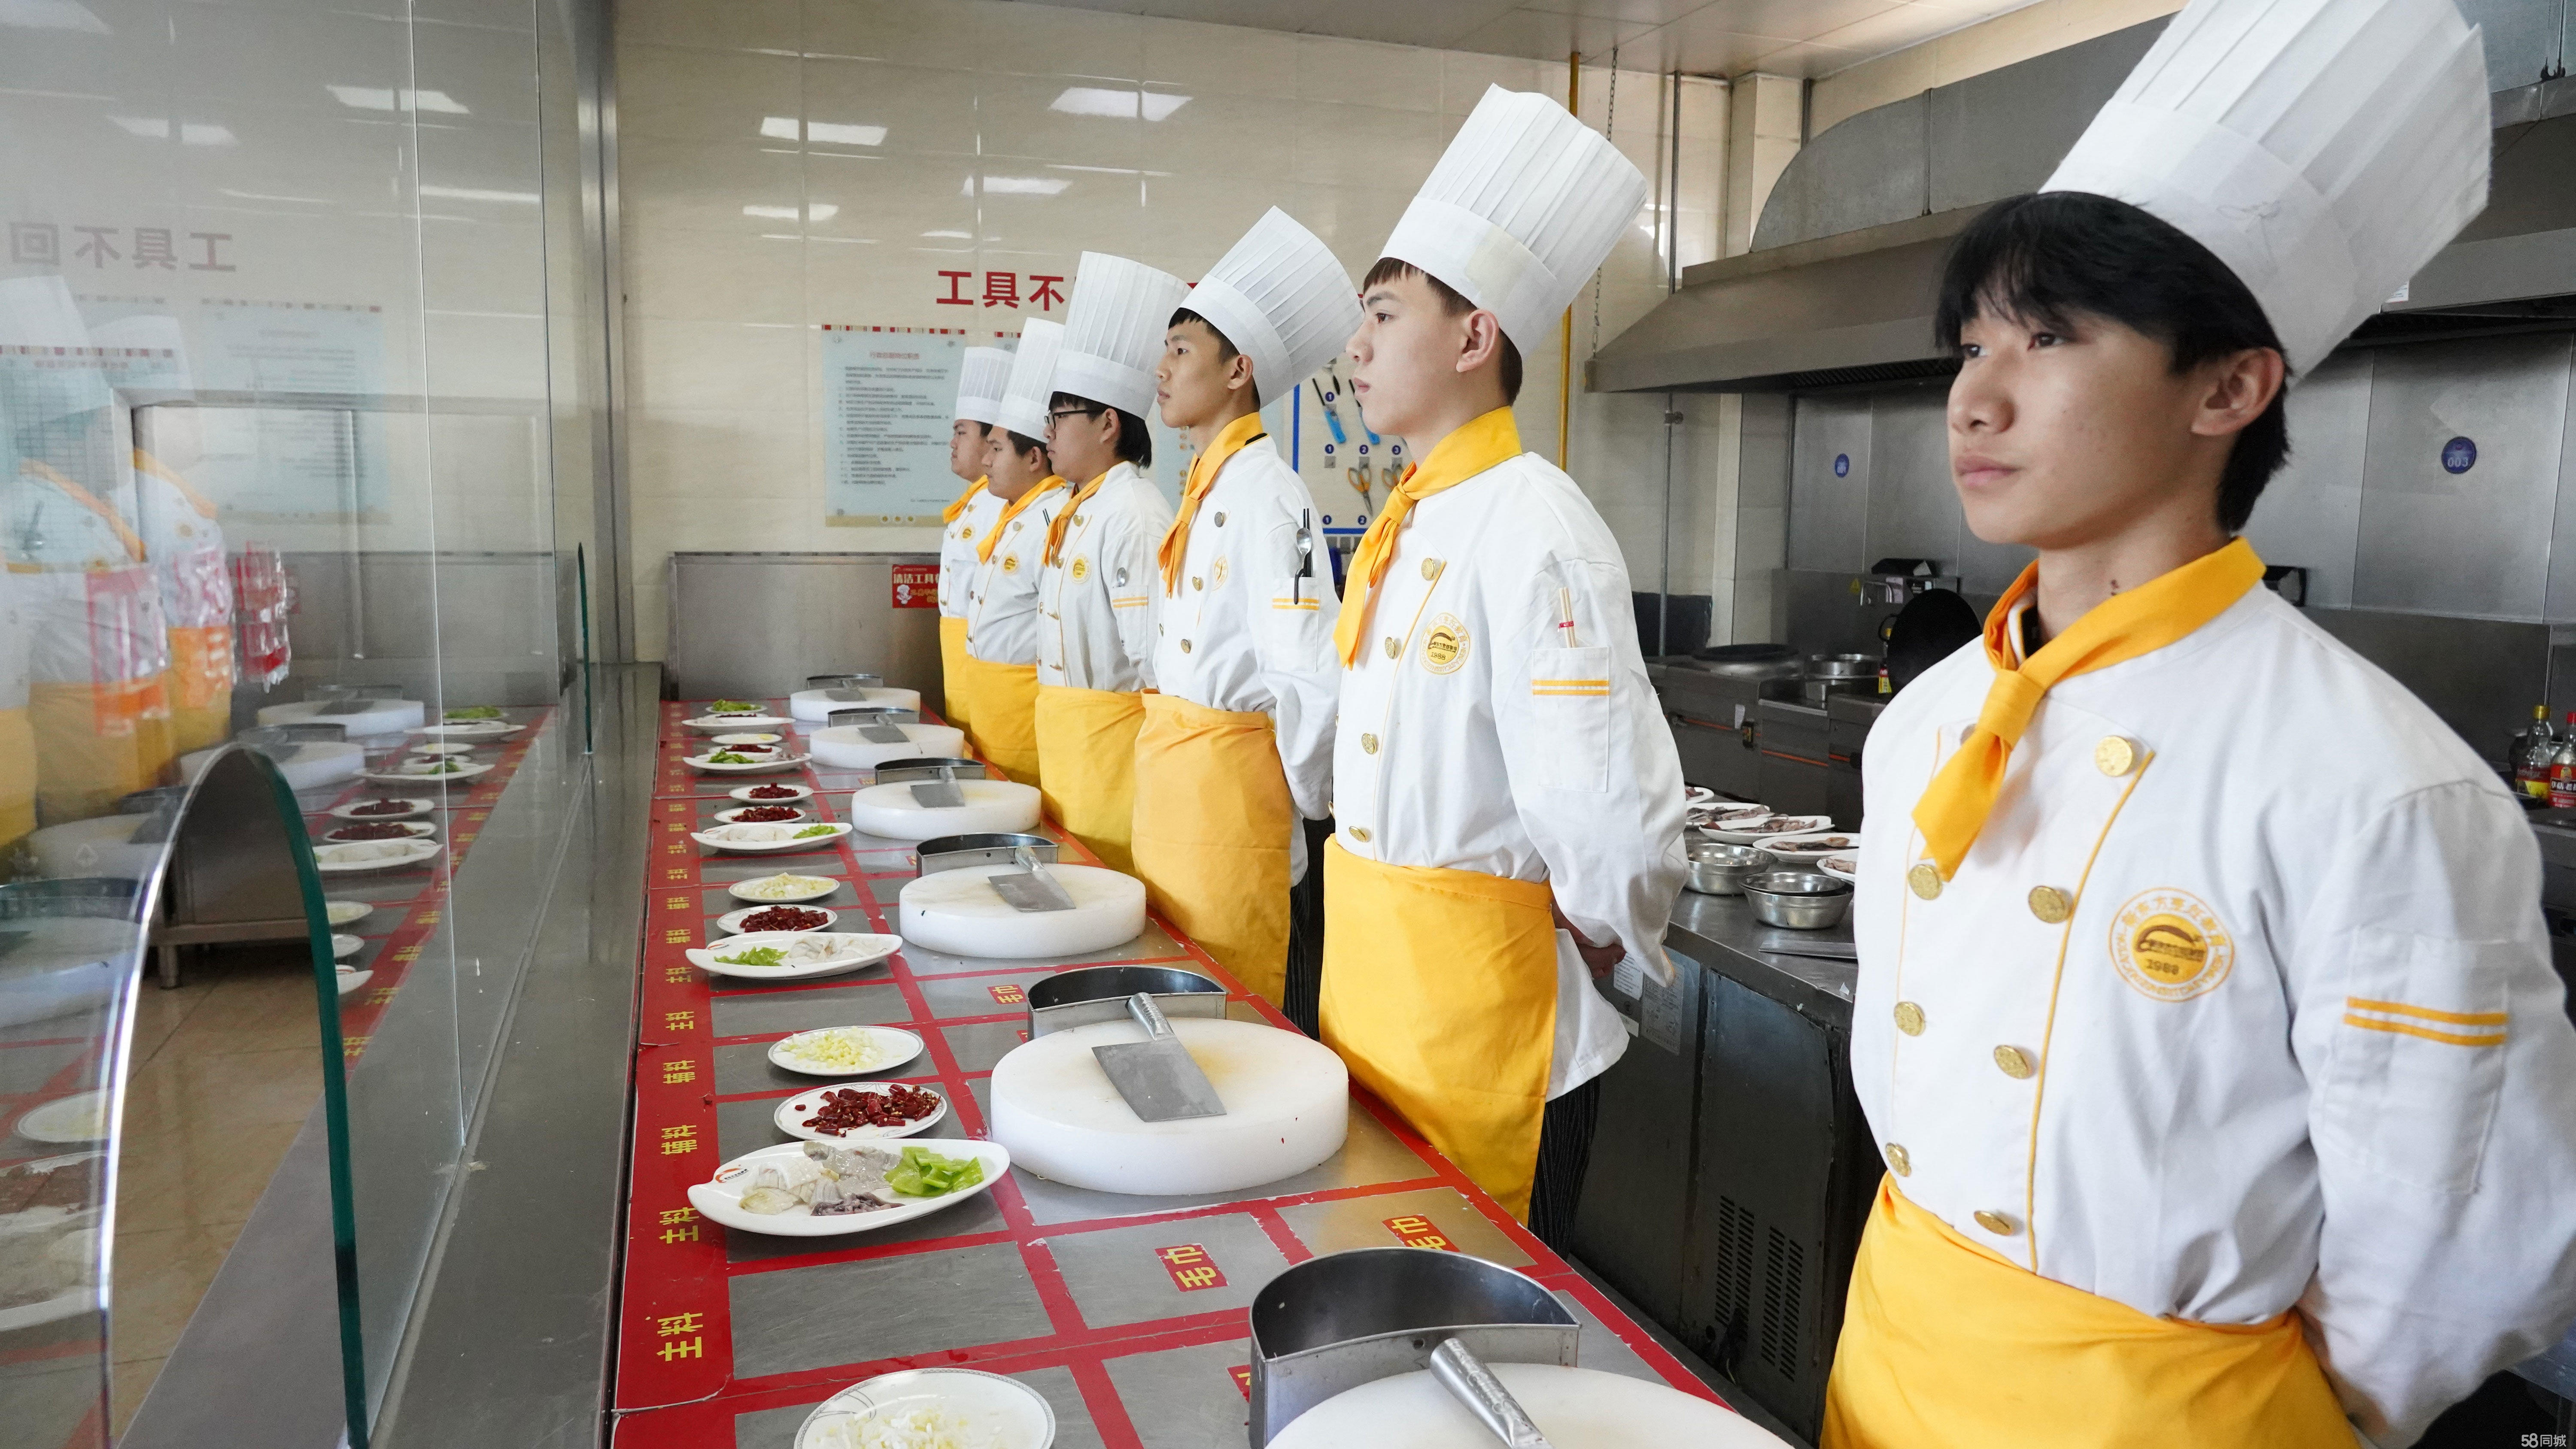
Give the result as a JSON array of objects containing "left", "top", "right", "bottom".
[
  {"left": 986, "top": 845, "right": 1075, "bottom": 913},
  {"left": 1092, "top": 992, "right": 1226, "bottom": 1122}
]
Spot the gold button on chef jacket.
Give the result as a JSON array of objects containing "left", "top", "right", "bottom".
[
  {"left": 961, "top": 490, "right": 1067, "bottom": 667},
  {"left": 1852, "top": 585, "right": 2576, "bottom": 1446},
  {"left": 939, "top": 488, "right": 1001, "bottom": 624},
  {"left": 1035, "top": 461, "right": 1170, "bottom": 693},
  {"left": 1331, "top": 451, "right": 1688, "bottom": 1097},
  {"left": 1148, "top": 433, "right": 1341, "bottom": 880}
]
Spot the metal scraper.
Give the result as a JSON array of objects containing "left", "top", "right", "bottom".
[
  {"left": 1092, "top": 992, "right": 1226, "bottom": 1122},
  {"left": 906, "top": 764, "right": 967, "bottom": 809},
  {"left": 986, "top": 845, "right": 1075, "bottom": 913}
]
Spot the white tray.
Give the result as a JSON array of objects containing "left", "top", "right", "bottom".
[
  {"left": 329, "top": 797, "right": 434, "bottom": 821},
  {"left": 767, "top": 1025, "right": 924, "bottom": 1076},
  {"left": 685, "top": 752, "right": 810, "bottom": 775},
  {"left": 729, "top": 783, "right": 814, "bottom": 803},
  {"left": 726, "top": 873, "right": 844, "bottom": 905},
  {"left": 363, "top": 760, "right": 494, "bottom": 785},
  {"left": 685, "top": 931, "right": 898, "bottom": 982},
  {"left": 773, "top": 1082, "right": 948, "bottom": 1143},
  {"left": 715, "top": 904, "right": 839, "bottom": 934},
  {"left": 322, "top": 821, "right": 436, "bottom": 843},
  {"left": 795, "top": 1367, "right": 1054, "bottom": 1449},
  {"left": 313, "top": 838, "right": 444, "bottom": 874},
  {"left": 691, "top": 821, "right": 853, "bottom": 854}
]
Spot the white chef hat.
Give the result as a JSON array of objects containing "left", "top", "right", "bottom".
[
  {"left": 1053, "top": 252, "right": 1189, "bottom": 419},
  {"left": 2042, "top": 0, "right": 2489, "bottom": 376},
  {"left": 954, "top": 345, "right": 1011, "bottom": 427},
  {"left": 1187, "top": 208, "right": 1361, "bottom": 396},
  {"left": 996, "top": 318, "right": 1064, "bottom": 441},
  {"left": 1381, "top": 85, "right": 1649, "bottom": 355}
]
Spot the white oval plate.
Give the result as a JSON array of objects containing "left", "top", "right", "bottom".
[
  {"left": 336, "top": 968, "right": 374, "bottom": 997},
  {"left": 329, "top": 797, "right": 434, "bottom": 821},
  {"left": 729, "top": 783, "right": 814, "bottom": 803},
  {"left": 1817, "top": 853, "right": 1858, "bottom": 881},
  {"left": 715, "top": 904, "right": 840, "bottom": 935},
  {"left": 692, "top": 822, "right": 854, "bottom": 854},
  {"left": 325, "top": 900, "right": 374, "bottom": 927},
  {"left": 711, "top": 732, "right": 784, "bottom": 746},
  {"left": 767, "top": 1025, "right": 924, "bottom": 1076},
  {"left": 712, "top": 806, "right": 808, "bottom": 825},
  {"left": 686, "top": 752, "right": 809, "bottom": 774},
  {"left": 1750, "top": 830, "right": 1859, "bottom": 861},
  {"left": 687, "top": 931, "right": 899, "bottom": 982},
  {"left": 323, "top": 821, "right": 436, "bottom": 843},
  {"left": 331, "top": 933, "right": 364, "bottom": 960},
  {"left": 773, "top": 1082, "right": 948, "bottom": 1143},
  {"left": 14, "top": 1090, "right": 109, "bottom": 1145},
  {"left": 362, "top": 760, "right": 494, "bottom": 785},
  {"left": 1703, "top": 812, "right": 1831, "bottom": 844},
  {"left": 690, "top": 1138, "right": 1008, "bottom": 1240},
  {"left": 313, "top": 838, "right": 445, "bottom": 873},
  {"left": 409, "top": 741, "right": 478, "bottom": 757},
  {"left": 795, "top": 1367, "right": 1054, "bottom": 1449},
  {"left": 727, "top": 873, "right": 843, "bottom": 905},
  {"left": 411, "top": 720, "right": 522, "bottom": 739},
  {"left": 688, "top": 713, "right": 792, "bottom": 733}
]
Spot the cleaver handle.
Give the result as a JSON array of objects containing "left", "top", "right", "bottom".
[
  {"left": 1428, "top": 1338, "right": 1555, "bottom": 1449},
  {"left": 1125, "top": 991, "right": 1177, "bottom": 1043}
]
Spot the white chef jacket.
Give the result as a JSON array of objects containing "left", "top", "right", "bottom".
[
  {"left": 1332, "top": 451, "right": 1688, "bottom": 1096},
  {"left": 1853, "top": 584, "right": 2576, "bottom": 1447},
  {"left": 1150, "top": 435, "right": 1341, "bottom": 878},
  {"left": 960, "top": 486, "right": 1067, "bottom": 668},
  {"left": 939, "top": 486, "right": 1000, "bottom": 621},
  {"left": 1035, "top": 462, "right": 1170, "bottom": 693}
]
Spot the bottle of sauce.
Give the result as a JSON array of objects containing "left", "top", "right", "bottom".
[
  {"left": 2519, "top": 704, "right": 2557, "bottom": 800},
  {"left": 2550, "top": 715, "right": 2576, "bottom": 811}
]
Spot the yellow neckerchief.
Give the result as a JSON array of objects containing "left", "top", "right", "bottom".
[
  {"left": 1157, "top": 410, "right": 1267, "bottom": 595},
  {"left": 1044, "top": 467, "right": 1112, "bottom": 568},
  {"left": 133, "top": 448, "right": 219, "bottom": 520},
  {"left": 1912, "top": 537, "right": 2264, "bottom": 878},
  {"left": 978, "top": 476, "right": 1063, "bottom": 563},
  {"left": 942, "top": 475, "right": 987, "bottom": 525},
  {"left": 21, "top": 459, "right": 147, "bottom": 563},
  {"left": 1331, "top": 407, "right": 1521, "bottom": 667}
]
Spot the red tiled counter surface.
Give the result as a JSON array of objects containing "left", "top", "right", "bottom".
[{"left": 614, "top": 700, "right": 1719, "bottom": 1446}]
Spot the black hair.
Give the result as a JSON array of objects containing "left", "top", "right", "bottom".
[
  {"left": 1003, "top": 429, "right": 1048, "bottom": 460},
  {"left": 957, "top": 419, "right": 991, "bottom": 438},
  {"left": 1166, "top": 308, "right": 1260, "bottom": 408},
  {"left": 1935, "top": 192, "right": 2290, "bottom": 533},
  {"left": 1048, "top": 391, "right": 1151, "bottom": 468},
  {"left": 1361, "top": 257, "right": 1523, "bottom": 404}
]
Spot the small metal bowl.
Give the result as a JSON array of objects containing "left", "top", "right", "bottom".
[
  {"left": 1742, "top": 870, "right": 1855, "bottom": 930},
  {"left": 1685, "top": 844, "right": 1774, "bottom": 896}
]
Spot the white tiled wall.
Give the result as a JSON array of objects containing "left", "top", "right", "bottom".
[{"left": 614, "top": 0, "right": 1713, "bottom": 660}]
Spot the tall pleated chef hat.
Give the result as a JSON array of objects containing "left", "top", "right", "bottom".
[
  {"left": 996, "top": 318, "right": 1066, "bottom": 440},
  {"left": 1380, "top": 85, "right": 1649, "bottom": 355},
  {"left": 1187, "top": 208, "right": 1361, "bottom": 394},
  {"left": 1053, "top": 252, "right": 1190, "bottom": 419},
  {"left": 2041, "top": 0, "right": 2489, "bottom": 376},
  {"left": 954, "top": 345, "right": 1011, "bottom": 427}
]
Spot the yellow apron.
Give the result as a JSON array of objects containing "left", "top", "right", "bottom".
[
  {"left": 1034, "top": 684, "right": 1145, "bottom": 874},
  {"left": 0, "top": 708, "right": 33, "bottom": 848},
  {"left": 1317, "top": 839, "right": 1558, "bottom": 1222},
  {"left": 938, "top": 615, "right": 973, "bottom": 738},
  {"left": 951, "top": 652, "right": 1040, "bottom": 786},
  {"left": 1130, "top": 692, "right": 1295, "bottom": 1006},
  {"left": 1823, "top": 1178, "right": 2350, "bottom": 1449}
]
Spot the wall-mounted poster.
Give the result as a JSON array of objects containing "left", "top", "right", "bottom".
[{"left": 824, "top": 326, "right": 1008, "bottom": 526}]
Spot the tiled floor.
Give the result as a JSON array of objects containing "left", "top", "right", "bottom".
[{"left": 109, "top": 944, "right": 323, "bottom": 1436}]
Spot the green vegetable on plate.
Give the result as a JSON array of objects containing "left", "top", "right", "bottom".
[
  {"left": 886, "top": 1146, "right": 983, "bottom": 1197},
  {"left": 715, "top": 946, "right": 787, "bottom": 967},
  {"left": 708, "top": 751, "right": 753, "bottom": 764},
  {"left": 710, "top": 700, "right": 760, "bottom": 712},
  {"left": 444, "top": 706, "right": 503, "bottom": 720},
  {"left": 793, "top": 824, "right": 837, "bottom": 838}
]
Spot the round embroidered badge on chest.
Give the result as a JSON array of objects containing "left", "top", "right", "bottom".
[
  {"left": 1421, "top": 613, "right": 1469, "bottom": 675},
  {"left": 2109, "top": 889, "right": 2234, "bottom": 1001},
  {"left": 1070, "top": 557, "right": 1089, "bottom": 581},
  {"left": 1002, "top": 554, "right": 1020, "bottom": 574}
]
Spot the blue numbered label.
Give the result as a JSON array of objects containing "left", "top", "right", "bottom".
[
  {"left": 2442, "top": 436, "right": 2477, "bottom": 474},
  {"left": 1834, "top": 453, "right": 1850, "bottom": 478}
]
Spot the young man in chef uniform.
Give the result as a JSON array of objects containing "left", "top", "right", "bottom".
[
  {"left": 1826, "top": 1, "right": 2576, "bottom": 1444},
  {"left": 1137, "top": 207, "right": 1352, "bottom": 1027},
  {"left": 954, "top": 320, "right": 1069, "bottom": 788},
  {"left": 1323, "top": 86, "right": 1687, "bottom": 1244},
  {"left": 1027, "top": 254, "right": 1180, "bottom": 875},
  {"left": 937, "top": 346, "right": 1010, "bottom": 746}
]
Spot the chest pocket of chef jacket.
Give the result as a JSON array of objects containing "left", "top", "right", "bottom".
[
  {"left": 1256, "top": 589, "right": 1327, "bottom": 672},
  {"left": 2316, "top": 926, "right": 2513, "bottom": 1194},
  {"left": 1525, "top": 646, "right": 1612, "bottom": 793}
]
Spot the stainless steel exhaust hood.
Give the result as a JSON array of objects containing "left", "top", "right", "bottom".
[{"left": 1592, "top": 5, "right": 2576, "bottom": 395}]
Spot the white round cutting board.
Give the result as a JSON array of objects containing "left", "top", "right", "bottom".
[
  {"left": 1268, "top": 1364, "right": 1787, "bottom": 1449},
  {"left": 809, "top": 722, "right": 968, "bottom": 770},
  {"left": 897, "top": 862, "right": 1143, "bottom": 958},
  {"left": 846, "top": 779, "right": 1040, "bottom": 841},
  {"left": 989, "top": 1016, "right": 1347, "bottom": 1195},
  {"left": 788, "top": 686, "right": 923, "bottom": 723},
  {"left": 256, "top": 697, "right": 427, "bottom": 737}
]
